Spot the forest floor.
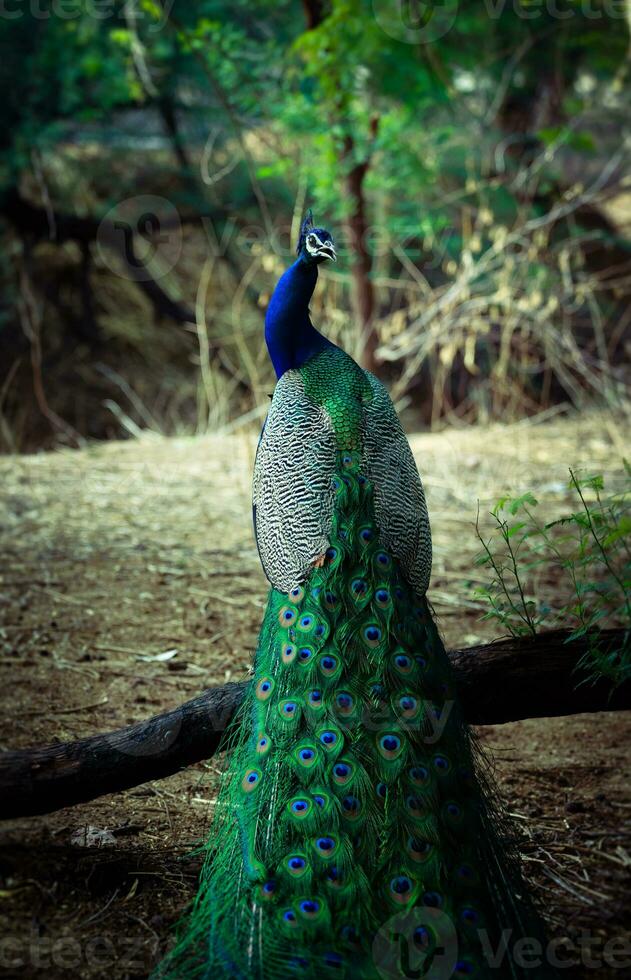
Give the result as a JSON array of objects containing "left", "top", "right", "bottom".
[{"left": 0, "top": 410, "right": 630, "bottom": 980}]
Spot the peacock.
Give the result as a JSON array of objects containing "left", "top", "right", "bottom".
[{"left": 158, "top": 212, "right": 559, "bottom": 979}]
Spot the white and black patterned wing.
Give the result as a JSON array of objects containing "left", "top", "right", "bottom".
[
  {"left": 361, "top": 373, "right": 432, "bottom": 596},
  {"left": 252, "top": 370, "right": 337, "bottom": 593}
]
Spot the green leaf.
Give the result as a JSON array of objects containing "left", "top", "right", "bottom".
[
  {"left": 508, "top": 492, "right": 538, "bottom": 515},
  {"left": 506, "top": 521, "right": 527, "bottom": 538},
  {"left": 602, "top": 516, "right": 631, "bottom": 547}
]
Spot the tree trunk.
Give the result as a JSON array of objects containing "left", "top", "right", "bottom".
[
  {"left": 302, "top": 0, "right": 326, "bottom": 29},
  {"left": 300, "top": 2, "right": 379, "bottom": 374},
  {"left": 1, "top": 629, "right": 628, "bottom": 821},
  {"left": 343, "top": 133, "right": 379, "bottom": 374}
]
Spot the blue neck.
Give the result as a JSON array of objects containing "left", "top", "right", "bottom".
[{"left": 265, "top": 257, "right": 332, "bottom": 378}]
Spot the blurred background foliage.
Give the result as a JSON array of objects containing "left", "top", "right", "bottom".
[{"left": 0, "top": 0, "right": 629, "bottom": 450}]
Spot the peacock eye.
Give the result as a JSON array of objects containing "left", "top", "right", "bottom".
[{"left": 307, "top": 234, "right": 317, "bottom": 247}]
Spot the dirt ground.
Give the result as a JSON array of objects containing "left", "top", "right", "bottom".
[{"left": 0, "top": 410, "right": 629, "bottom": 979}]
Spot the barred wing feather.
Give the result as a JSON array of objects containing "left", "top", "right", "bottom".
[
  {"left": 361, "top": 371, "right": 432, "bottom": 596},
  {"left": 252, "top": 369, "right": 337, "bottom": 592}
]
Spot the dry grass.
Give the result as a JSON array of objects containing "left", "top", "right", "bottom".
[{"left": 0, "top": 410, "right": 629, "bottom": 977}]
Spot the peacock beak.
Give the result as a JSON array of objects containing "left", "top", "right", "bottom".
[{"left": 316, "top": 241, "right": 337, "bottom": 262}]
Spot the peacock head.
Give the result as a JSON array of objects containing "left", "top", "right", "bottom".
[{"left": 296, "top": 209, "right": 337, "bottom": 265}]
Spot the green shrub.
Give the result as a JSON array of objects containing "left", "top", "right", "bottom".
[{"left": 474, "top": 466, "right": 631, "bottom": 688}]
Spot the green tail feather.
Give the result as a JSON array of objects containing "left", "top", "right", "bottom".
[{"left": 156, "top": 453, "right": 556, "bottom": 979}]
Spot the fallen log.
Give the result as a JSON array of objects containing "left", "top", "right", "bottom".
[{"left": 1, "top": 629, "right": 628, "bottom": 820}]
